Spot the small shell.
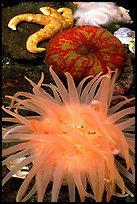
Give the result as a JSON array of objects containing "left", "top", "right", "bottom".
[
  {"left": 7, "top": 157, "right": 29, "bottom": 179},
  {"left": 128, "top": 40, "right": 135, "bottom": 54}
]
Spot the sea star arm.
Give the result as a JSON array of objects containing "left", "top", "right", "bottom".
[
  {"left": 40, "top": 7, "right": 64, "bottom": 21},
  {"left": 8, "top": 14, "right": 57, "bottom": 30},
  {"left": 40, "top": 7, "right": 74, "bottom": 29},
  {"left": 57, "top": 8, "right": 74, "bottom": 28},
  {"left": 26, "top": 21, "right": 63, "bottom": 53}
]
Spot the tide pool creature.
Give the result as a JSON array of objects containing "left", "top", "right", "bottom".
[
  {"left": 2, "top": 66, "right": 135, "bottom": 202},
  {"left": 73, "top": 2, "right": 133, "bottom": 27},
  {"left": 8, "top": 7, "right": 74, "bottom": 53}
]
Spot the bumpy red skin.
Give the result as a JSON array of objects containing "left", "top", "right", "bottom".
[{"left": 45, "top": 25, "right": 127, "bottom": 81}]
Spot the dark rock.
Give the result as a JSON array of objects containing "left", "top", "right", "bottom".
[
  {"left": 2, "top": 56, "right": 54, "bottom": 114},
  {"left": 113, "top": 53, "right": 135, "bottom": 96}
]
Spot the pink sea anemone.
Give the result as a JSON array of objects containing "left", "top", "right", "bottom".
[{"left": 2, "top": 66, "right": 135, "bottom": 202}]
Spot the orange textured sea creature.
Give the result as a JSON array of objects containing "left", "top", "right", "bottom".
[
  {"left": 8, "top": 7, "right": 74, "bottom": 53},
  {"left": 2, "top": 66, "right": 135, "bottom": 202}
]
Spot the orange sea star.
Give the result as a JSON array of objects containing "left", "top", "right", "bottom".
[{"left": 8, "top": 7, "right": 74, "bottom": 53}]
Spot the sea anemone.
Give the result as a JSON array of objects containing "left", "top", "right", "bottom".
[
  {"left": 45, "top": 25, "right": 127, "bottom": 81},
  {"left": 2, "top": 66, "right": 135, "bottom": 202}
]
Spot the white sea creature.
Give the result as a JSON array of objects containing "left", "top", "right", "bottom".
[{"left": 73, "top": 2, "right": 133, "bottom": 27}]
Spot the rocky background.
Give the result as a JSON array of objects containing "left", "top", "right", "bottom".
[{"left": 2, "top": 1, "right": 135, "bottom": 202}]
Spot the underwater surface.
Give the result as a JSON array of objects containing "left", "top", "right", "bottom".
[{"left": 2, "top": 1, "right": 135, "bottom": 202}]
